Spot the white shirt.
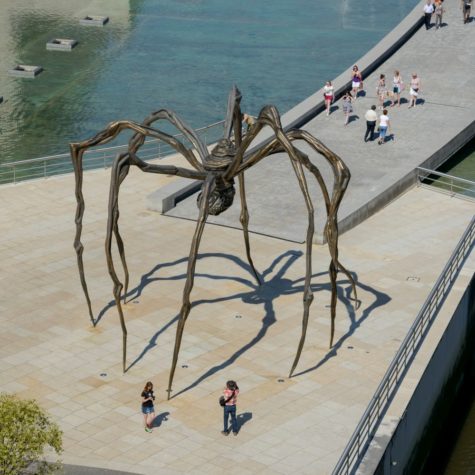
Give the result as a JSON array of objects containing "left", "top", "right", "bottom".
[
  {"left": 423, "top": 3, "right": 434, "bottom": 13},
  {"left": 365, "top": 109, "right": 377, "bottom": 121},
  {"left": 379, "top": 115, "right": 390, "bottom": 127},
  {"left": 323, "top": 85, "right": 334, "bottom": 96}
]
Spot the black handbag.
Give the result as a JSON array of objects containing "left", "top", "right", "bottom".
[{"left": 219, "top": 390, "right": 235, "bottom": 407}]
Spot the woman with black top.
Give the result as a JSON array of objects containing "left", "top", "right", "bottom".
[{"left": 141, "top": 381, "right": 155, "bottom": 433}]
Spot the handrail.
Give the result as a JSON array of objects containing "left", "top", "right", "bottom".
[
  {"left": 332, "top": 216, "right": 475, "bottom": 475},
  {"left": 416, "top": 167, "right": 475, "bottom": 200},
  {"left": 0, "top": 120, "right": 225, "bottom": 185}
]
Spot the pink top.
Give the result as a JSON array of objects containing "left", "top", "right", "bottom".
[{"left": 223, "top": 388, "right": 239, "bottom": 406}]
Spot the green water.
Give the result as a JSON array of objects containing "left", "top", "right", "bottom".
[{"left": 0, "top": 0, "right": 419, "bottom": 164}]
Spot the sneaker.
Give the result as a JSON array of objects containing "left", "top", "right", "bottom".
[
  {"left": 233, "top": 432, "right": 238, "bottom": 436},
  {"left": 145, "top": 427, "right": 152, "bottom": 433},
  {"left": 221, "top": 430, "right": 229, "bottom": 436}
]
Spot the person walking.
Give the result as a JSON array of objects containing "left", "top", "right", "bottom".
[
  {"left": 221, "top": 380, "right": 239, "bottom": 436},
  {"left": 434, "top": 0, "right": 445, "bottom": 28},
  {"left": 364, "top": 105, "right": 378, "bottom": 142},
  {"left": 423, "top": 0, "right": 435, "bottom": 29},
  {"left": 141, "top": 381, "right": 156, "bottom": 433},
  {"left": 376, "top": 74, "right": 387, "bottom": 109},
  {"left": 242, "top": 113, "right": 255, "bottom": 134},
  {"left": 390, "top": 70, "right": 404, "bottom": 107},
  {"left": 408, "top": 73, "right": 421, "bottom": 108},
  {"left": 323, "top": 80, "right": 334, "bottom": 116},
  {"left": 378, "top": 109, "right": 391, "bottom": 145},
  {"left": 341, "top": 91, "right": 353, "bottom": 126},
  {"left": 351, "top": 65, "right": 363, "bottom": 98},
  {"left": 461, "top": 0, "right": 471, "bottom": 23}
]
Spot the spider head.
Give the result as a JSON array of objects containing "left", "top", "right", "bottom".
[{"left": 204, "top": 138, "right": 236, "bottom": 171}]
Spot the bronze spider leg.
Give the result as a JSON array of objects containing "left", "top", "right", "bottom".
[
  {"left": 237, "top": 173, "right": 261, "bottom": 285},
  {"left": 116, "top": 112, "right": 207, "bottom": 301},
  {"left": 225, "top": 89, "right": 261, "bottom": 285},
  {"left": 287, "top": 131, "right": 359, "bottom": 313},
  {"left": 103, "top": 149, "right": 207, "bottom": 372},
  {"left": 227, "top": 105, "right": 319, "bottom": 377},
  {"left": 215, "top": 85, "right": 261, "bottom": 285},
  {"left": 228, "top": 105, "right": 355, "bottom": 374},
  {"left": 71, "top": 120, "right": 206, "bottom": 324},
  {"left": 105, "top": 152, "right": 131, "bottom": 371},
  {"left": 131, "top": 109, "right": 208, "bottom": 170},
  {"left": 167, "top": 174, "right": 216, "bottom": 398}
]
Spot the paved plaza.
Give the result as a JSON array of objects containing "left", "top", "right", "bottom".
[{"left": 0, "top": 155, "right": 473, "bottom": 474}]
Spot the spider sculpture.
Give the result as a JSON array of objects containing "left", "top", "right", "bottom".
[{"left": 71, "top": 86, "right": 358, "bottom": 397}]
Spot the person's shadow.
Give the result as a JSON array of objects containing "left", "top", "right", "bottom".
[
  {"left": 236, "top": 412, "right": 252, "bottom": 433},
  {"left": 151, "top": 411, "right": 169, "bottom": 428}
]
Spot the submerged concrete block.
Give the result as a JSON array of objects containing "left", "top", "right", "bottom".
[
  {"left": 80, "top": 15, "right": 109, "bottom": 26},
  {"left": 8, "top": 65, "right": 43, "bottom": 78},
  {"left": 46, "top": 38, "right": 78, "bottom": 51}
]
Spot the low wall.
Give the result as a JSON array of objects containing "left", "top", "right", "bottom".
[
  {"left": 337, "top": 119, "right": 475, "bottom": 238},
  {"left": 373, "top": 273, "right": 475, "bottom": 474}
]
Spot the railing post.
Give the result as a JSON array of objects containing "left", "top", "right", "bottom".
[
  {"left": 13, "top": 167, "right": 16, "bottom": 184},
  {"left": 44, "top": 160, "right": 47, "bottom": 178}
]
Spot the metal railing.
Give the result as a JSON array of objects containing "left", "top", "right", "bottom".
[
  {"left": 0, "top": 120, "right": 225, "bottom": 185},
  {"left": 332, "top": 215, "right": 475, "bottom": 475},
  {"left": 416, "top": 167, "right": 475, "bottom": 201}
]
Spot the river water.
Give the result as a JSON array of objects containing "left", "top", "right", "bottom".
[{"left": 0, "top": 0, "right": 418, "bottom": 164}]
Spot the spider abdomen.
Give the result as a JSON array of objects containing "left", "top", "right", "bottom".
[{"left": 197, "top": 184, "right": 235, "bottom": 216}]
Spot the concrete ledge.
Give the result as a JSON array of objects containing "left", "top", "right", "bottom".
[
  {"left": 332, "top": 119, "right": 475, "bottom": 244},
  {"left": 46, "top": 38, "right": 78, "bottom": 51},
  {"left": 146, "top": 178, "right": 202, "bottom": 214},
  {"left": 8, "top": 65, "right": 43, "bottom": 78},
  {"left": 80, "top": 15, "right": 109, "bottom": 26}
]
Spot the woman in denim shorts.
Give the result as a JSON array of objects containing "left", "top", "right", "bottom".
[{"left": 141, "top": 381, "right": 155, "bottom": 433}]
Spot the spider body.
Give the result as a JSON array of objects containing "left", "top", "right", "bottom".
[{"left": 70, "top": 86, "right": 358, "bottom": 398}]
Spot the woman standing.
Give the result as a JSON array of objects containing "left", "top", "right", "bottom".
[
  {"left": 461, "top": 0, "right": 471, "bottom": 24},
  {"left": 351, "top": 65, "right": 363, "bottom": 98},
  {"left": 408, "top": 73, "right": 421, "bottom": 108},
  {"left": 434, "top": 1, "right": 445, "bottom": 29},
  {"left": 378, "top": 109, "right": 391, "bottom": 145},
  {"left": 221, "top": 380, "right": 239, "bottom": 436},
  {"left": 390, "top": 70, "right": 403, "bottom": 107},
  {"left": 342, "top": 91, "right": 353, "bottom": 126},
  {"left": 323, "top": 81, "right": 334, "bottom": 116},
  {"left": 141, "top": 381, "right": 155, "bottom": 433},
  {"left": 376, "top": 74, "right": 387, "bottom": 109}
]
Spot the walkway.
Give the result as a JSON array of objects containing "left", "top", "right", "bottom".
[{"left": 168, "top": 0, "right": 475, "bottom": 242}]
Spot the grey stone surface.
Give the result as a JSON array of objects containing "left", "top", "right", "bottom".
[
  {"left": 8, "top": 65, "right": 42, "bottom": 78},
  {"left": 46, "top": 38, "right": 78, "bottom": 51},
  {"left": 146, "top": 178, "right": 201, "bottom": 213},
  {"left": 79, "top": 15, "right": 109, "bottom": 26},
  {"left": 167, "top": 0, "right": 475, "bottom": 243}
]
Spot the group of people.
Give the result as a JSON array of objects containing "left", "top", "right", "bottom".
[
  {"left": 141, "top": 380, "right": 240, "bottom": 436},
  {"left": 323, "top": 65, "right": 422, "bottom": 144},
  {"left": 423, "top": 0, "right": 471, "bottom": 29}
]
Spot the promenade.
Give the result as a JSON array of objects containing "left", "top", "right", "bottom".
[
  {"left": 1, "top": 1, "right": 474, "bottom": 474},
  {"left": 168, "top": 0, "right": 475, "bottom": 243}
]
